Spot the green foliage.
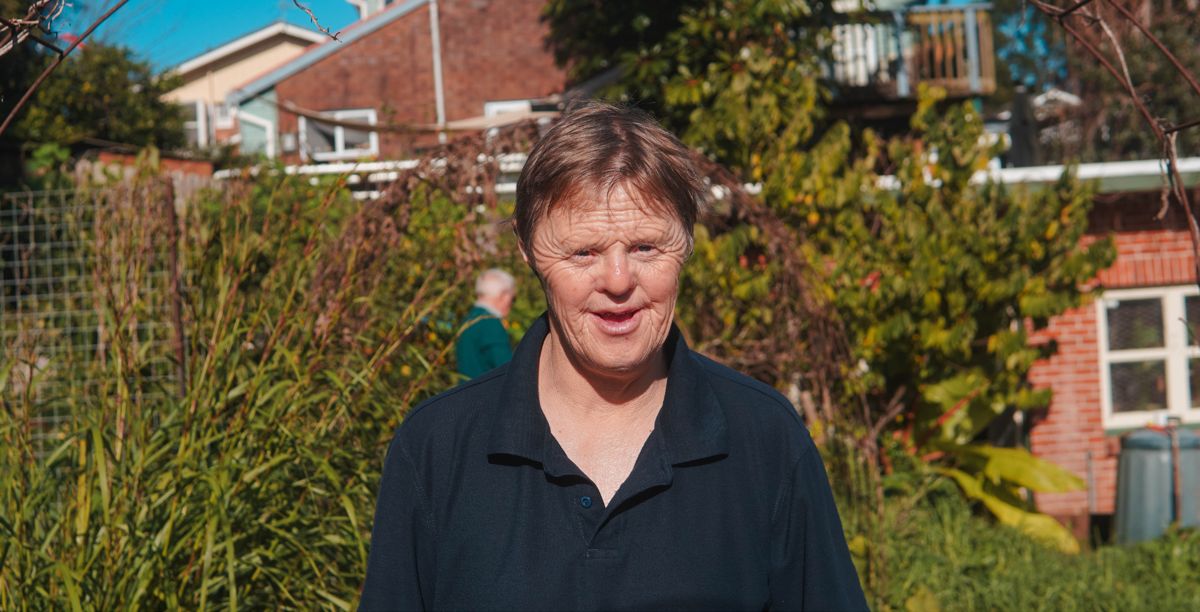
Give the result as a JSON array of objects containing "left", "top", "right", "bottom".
[
  {"left": 11, "top": 44, "right": 185, "bottom": 149},
  {"left": 612, "top": 0, "right": 831, "bottom": 167},
  {"left": 541, "top": 0, "right": 694, "bottom": 83},
  {"left": 854, "top": 488, "right": 1200, "bottom": 611},
  {"left": 0, "top": 167, "right": 539, "bottom": 610},
  {"left": 842, "top": 91, "right": 1115, "bottom": 445},
  {"left": 24, "top": 142, "right": 73, "bottom": 190}
]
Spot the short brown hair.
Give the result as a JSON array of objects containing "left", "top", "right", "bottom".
[{"left": 513, "top": 103, "right": 709, "bottom": 261}]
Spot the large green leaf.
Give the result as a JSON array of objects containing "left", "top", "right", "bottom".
[
  {"left": 941, "top": 468, "right": 1080, "bottom": 554},
  {"left": 915, "top": 372, "right": 999, "bottom": 446},
  {"left": 944, "top": 443, "right": 1086, "bottom": 493}
]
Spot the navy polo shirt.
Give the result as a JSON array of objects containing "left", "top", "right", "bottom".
[{"left": 360, "top": 314, "right": 867, "bottom": 611}]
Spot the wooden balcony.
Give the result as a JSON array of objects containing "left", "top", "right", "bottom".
[{"left": 830, "top": 3, "right": 996, "bottom": 104}]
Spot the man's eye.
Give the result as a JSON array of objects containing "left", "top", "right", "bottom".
[
  {"left": 636, "top": 245, "right": 654, "bottom": 253},
  {"left": 574, "top": 250, "right": 591, "bottom": 257}
]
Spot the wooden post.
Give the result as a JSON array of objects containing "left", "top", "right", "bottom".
[{"left": 164, "top": 178, "right": 187, "bottom": 399}]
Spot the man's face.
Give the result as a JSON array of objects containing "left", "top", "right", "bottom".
[{"left": 524, "top": 186, "right": 689, "bottom": 378}]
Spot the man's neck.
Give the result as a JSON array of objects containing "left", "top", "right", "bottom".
[
  {"left": 537, "top": 324, "right": 668, "bottom": 426},
  {"left": 474, "top": 300, "right": 503, "bottom": 318}
]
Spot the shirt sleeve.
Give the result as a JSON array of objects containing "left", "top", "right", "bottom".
[
  {"left": 359, "top": 435, "right": 437, "bottom": 611},
  {"left": 768, "top": 445, "right": 869, "bottom": 611}
]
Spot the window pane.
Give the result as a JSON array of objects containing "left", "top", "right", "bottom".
[
  {"left": 1107, "top": 298, "right": 1164, "bottom": 350},
  {"left": 1110, "top": 361, "right": 1167, "bottom": 413},
  {"left": 1187, "top": 296, "right": 1200, "bottom": 346},
  {"left": 343, "top": 127, "right": 371, "bottom": 152},
  {"left": 305, "top": 120, "right": 335, "bottom": 153},
  {"left": 1192, "top": 358, "right": 1200, "bottom": 409},
  {"left": 183, "top": 124, "right": 200, "bottom": 148}
]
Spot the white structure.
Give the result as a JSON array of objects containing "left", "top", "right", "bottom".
[{"left": 164, "top": 22, "right": 325, "bottom": 148}]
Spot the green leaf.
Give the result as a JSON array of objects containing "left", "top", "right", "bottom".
[
  {"left": 946, "top": 443, "right": 1086, "bottom": 493},
  {"left": 940, "top": 468, "right": 1080, "bottom": 553}
]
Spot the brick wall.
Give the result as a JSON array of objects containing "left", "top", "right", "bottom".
[
  {"left": 273, "top": 0, "right": 568, "bottom": 163},
  {"left": 1028, "top": 192, "right": 1195, "bottom": 520}
]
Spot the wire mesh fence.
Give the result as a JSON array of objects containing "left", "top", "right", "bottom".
[{"left": 1, "top": 187, "right": 183, "bottom": 456}]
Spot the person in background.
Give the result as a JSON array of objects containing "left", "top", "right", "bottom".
[{"left": 456, "top": 268, "right": 516, "bottom": 379}]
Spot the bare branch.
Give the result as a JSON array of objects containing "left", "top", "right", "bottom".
[
  {"left": 0, "top": 0, "right": 66, "bottom": 58},
  {"left": 293, "top": 0, "right": 341, "bottom": 42}
]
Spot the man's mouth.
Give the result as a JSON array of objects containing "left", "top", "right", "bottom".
[{"left": 596, "top": 309, "right": 639, "bottom": 323}]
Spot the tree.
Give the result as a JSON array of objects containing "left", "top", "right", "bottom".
[{"left": 7, "top": 43, "right": 185, "bottom": 149}]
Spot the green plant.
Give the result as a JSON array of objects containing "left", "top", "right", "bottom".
[
  {"left": 851, "top": 481, "right": 1200, "bottom": 612},
  {"left": 0, "top": 134, "right": 541, "bottom": 609}
]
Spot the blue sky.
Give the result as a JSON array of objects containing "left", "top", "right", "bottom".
[{"left": 64, "top": 0, "right": 360, "bottom": 70}]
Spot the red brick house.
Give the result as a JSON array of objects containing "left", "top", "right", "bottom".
[
  {"left": 226, "top": 0, "right": 568, "bottom": 162},
  {"left": 990, "top": 158, "right": 1200, "bottom": 535}
]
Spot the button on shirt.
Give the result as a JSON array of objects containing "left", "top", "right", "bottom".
[{"left": 360, "top": 314, "right": 867, "bottom": 611}]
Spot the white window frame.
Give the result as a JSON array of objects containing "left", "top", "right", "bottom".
[
  {"left": 483, "top": 99, "right": 533, "bottom": 138},
  {"left": 182, "top": 100, "right": 208, "bottom": 148},
  {"left": 298, "top": 109, "right": 379, "bottom": 162},
  {"left": 1098, "top": 284, "right": 1200, "bottom": 430},
  {"left": 214, "top": 102, "right": 235, "bottom": 129}
]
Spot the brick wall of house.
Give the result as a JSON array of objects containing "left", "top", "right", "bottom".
[
  {"left": 273, "top": 0, "right": 568, "bottom": 163},
  {"left": 1028, "top": 192, "right": 1196, "bottom": 525}
]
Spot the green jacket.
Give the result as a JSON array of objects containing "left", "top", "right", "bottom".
[{"left": 456, "top": 305, "right": 513, "bottom": 379}]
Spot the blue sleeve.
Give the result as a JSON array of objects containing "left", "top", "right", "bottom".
[
  {"left": 359, "top": 435, "right": 437, "bottom": 611},
  {"left": 768, "top": 446, "right": 869, "bottom": 611}
]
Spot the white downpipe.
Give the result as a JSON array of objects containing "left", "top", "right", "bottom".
[
  {"left": 235, "top": 110, "right": 276, "bottom": 159},
  {"left": 196, "top": 100, "right": 209, "bottom": 148},
  {"left": 429, "top": 0, "right": 447, "bottom": 143}
]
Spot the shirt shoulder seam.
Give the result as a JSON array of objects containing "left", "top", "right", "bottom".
[
  {"left": 698, "top": 357, "right": 806, "bottom": 428},
  {"left": 403, "top": 365, "right": 506, "bottom": 422},
  {"left": 771, "top": 450, "right": 812, "bottom": 530},
  {"left": 393, "top": 435, "right": 439, "bottom": 540}
]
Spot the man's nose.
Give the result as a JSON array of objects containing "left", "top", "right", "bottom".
[{"left": 597, "top": 250, "right": 634, "bottom": 296}]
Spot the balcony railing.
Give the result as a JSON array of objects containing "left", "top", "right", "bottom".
[{"left": 830, "top": 3, "right": 996, "bottom": 102}]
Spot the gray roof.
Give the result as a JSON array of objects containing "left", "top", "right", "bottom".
[{"left": 228, "top": 0, "right": 429, "bottom": 105}]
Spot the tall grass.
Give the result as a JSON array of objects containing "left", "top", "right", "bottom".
[
  {"left": 0, "top": 169, "right": 534, "bottom": 611},
  {"left": 865, "top": 486, "right": 1200, "bottom": 612}
]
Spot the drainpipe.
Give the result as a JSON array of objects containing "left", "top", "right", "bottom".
[
  {"left": 235, "top": 110, "right": 276, "bottom": 159},
  {"left": 429, "top": 0, "right": 447, "bottom": 143}
]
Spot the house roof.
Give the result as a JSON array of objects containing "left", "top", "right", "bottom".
[
  {"left": 173, "top": 22, "right": 327, "bottom": 77},
  {"left": 227, "top": 0, "right": 429, "bottom": 105}
]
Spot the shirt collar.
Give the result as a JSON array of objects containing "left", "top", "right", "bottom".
[
  {"left": 487, "top": 313, "right": 729, "bottom": 467},
  {"left": 473, "top": 301, "right": 503, "bottom": 318}
]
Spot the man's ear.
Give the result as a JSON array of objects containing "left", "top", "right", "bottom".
[
  {"left": 516, "top": 240, "right": 531, "bottom": 267},
  {"left": 513, "top": 222, "right": 531, "bottom": 267}
]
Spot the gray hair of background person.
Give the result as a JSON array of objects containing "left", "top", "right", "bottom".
[
  {"left": 475, "top": 269, "right": 515, "bottom": 299},
  {"left": 513, "top": 103, "right": 710, "bottom": 271}
]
